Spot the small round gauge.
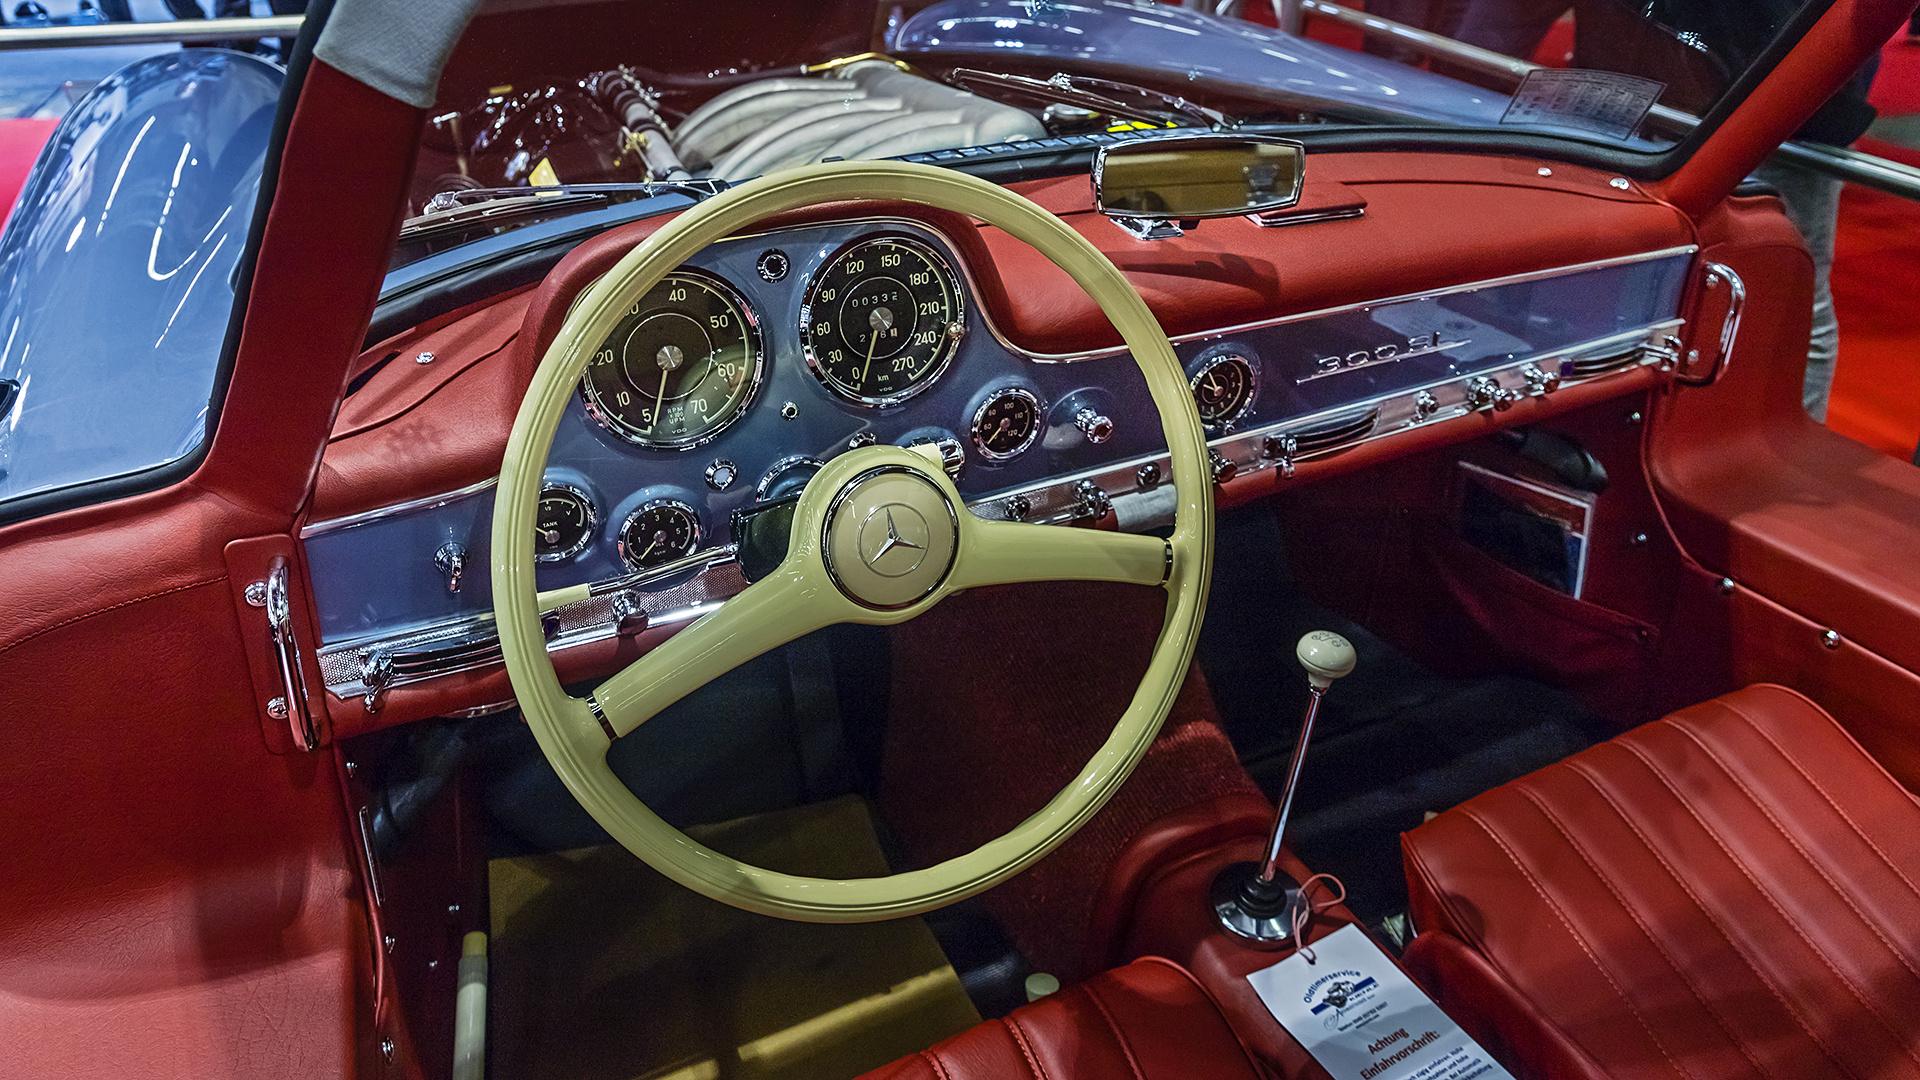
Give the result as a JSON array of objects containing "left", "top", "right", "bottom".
[
  {"left": 535, "top": 483, "right": 598, "bottom": 563},
  {"left": 801, "top": 235, "right": 964, "bottom": 407},
  {"left": 581, "top": 270, "right": 764, "bottom": 450},
  {"left": 1189, "top": 353, "right": 1258, "bottom": 430},
  {"left": 971, "top": 387, "right": 1043, "bottom": 462},
  {"left": 617, "top": 499, "right": 701, "bottom": 572}
]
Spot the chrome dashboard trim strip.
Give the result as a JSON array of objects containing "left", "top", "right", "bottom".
[
  {"left": 1018, "top": 244, "right": 1699, "bottom": 364},
  {"left": 302, "top": 477, "right": 498, "bottom": 538}
]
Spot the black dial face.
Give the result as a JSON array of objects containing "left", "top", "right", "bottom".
[
  {"left": 1190, "top": 353, "right": 1257, "bottom": 429},
  {"left": 581, "top": 271, "right": 764, "bottom": 449},
  {"left": 971, "top": 387, "right": 1042, "bottom": 461},
  {"left": 535, "top": 484, "right": 597, "bottom": 563},
  {"left": 801, "top": 235, "right": 964, "bottom": 406},
  {"left": 618, "top": 500, "right": 701, "bottom": 572}
]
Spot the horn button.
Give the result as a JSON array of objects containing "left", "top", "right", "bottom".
[{"left": 823, "top": 466, "right": 960, "bottom": 609}]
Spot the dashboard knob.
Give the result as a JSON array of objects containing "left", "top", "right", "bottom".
[
  {"left": 1209, "top": 449, "right": 1237, "bottom": 485},
  {"left": 1464, "top": 376, "right": 1499, "bottom": 411},
  {"left": 434, "top": 543, "right": 467, "bottom": 595},
  {"left": 1521, "top": 363, "right": 1561, "bottom": 394},
  {"left": 1073, "top": 406, "right": 1114, "bottom": 444},
  {"left": 1296, "top": 630, "right": 1357, "bottom": 689}
]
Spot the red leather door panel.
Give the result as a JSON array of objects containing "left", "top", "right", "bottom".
[{"left": 0, "top": 60, "right": 425, "bottom": 1079}]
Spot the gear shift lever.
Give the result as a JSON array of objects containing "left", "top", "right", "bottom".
[{"left": 1211, "top": 630, "right": 1357, "bottom": 946}]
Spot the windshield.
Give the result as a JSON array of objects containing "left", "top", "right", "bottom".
[{"left": 394, "top": 0, "right": 1834, "bottom": 256}]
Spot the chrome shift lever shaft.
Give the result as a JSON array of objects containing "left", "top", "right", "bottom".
[{"left": 1213, "top": 630, "right": 1357, "bottom": 947}]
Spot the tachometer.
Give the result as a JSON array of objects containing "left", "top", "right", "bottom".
[
  {"left": 801, "top": 235, "right": 964, "bottom": 407},
  {"left": 581, "top": 270, "right": 764, "bottom": 449}
]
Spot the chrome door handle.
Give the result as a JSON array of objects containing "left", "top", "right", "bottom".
[{"left": 264, "top": 557, "right": 319, "bottom": 751}]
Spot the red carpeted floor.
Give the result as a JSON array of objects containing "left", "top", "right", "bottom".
[{"left": 1828, "top": 33, "right": 1920, "bottom": 461}]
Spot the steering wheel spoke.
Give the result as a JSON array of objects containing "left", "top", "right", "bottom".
[
  {"left": 588, "top": 568, "right": 850, "bottom": 739},
  {"left": 951, "top": 519, "right": 1171, "bottom": 591}
]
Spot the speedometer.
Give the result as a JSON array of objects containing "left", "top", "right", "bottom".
[
  {"left": 800, "top": 235, "right": 965, "bottom": 407},
  {"left": 580, "top": 270, "right": 764, "bottom": 450}
]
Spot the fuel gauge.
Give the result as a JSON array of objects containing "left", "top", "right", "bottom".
[
  {"left": 971, "top": 386, "right": 1042, "bottom": 462},
  {"left": 535, "top": 484, "right": 598, "bottom": 563}
]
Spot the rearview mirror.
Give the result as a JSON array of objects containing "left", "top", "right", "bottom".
[{"left": 1093, "top": 135, "right": 1305, "bottom": 223}]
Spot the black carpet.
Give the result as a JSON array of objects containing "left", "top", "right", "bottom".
[{"left": 1196, "top": 504, "right": 1609, "bottom": 926}]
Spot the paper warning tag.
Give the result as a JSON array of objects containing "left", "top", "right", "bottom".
[{"left": 1246, "top": 925, "right": 1516, "bottom": 1080}]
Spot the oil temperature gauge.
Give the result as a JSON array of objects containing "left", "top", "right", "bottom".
[
  {"left": 1189, "top": 352, "right": 1258, "bottom": 431},
  {"left": 618, "top": 499, "right": 701, "bottom": 572},
  {"left": 535, "top": 484, "right": 598, "bottom": 563},
  {"left": 971, "top": 386, "right": 1042, "bottom": 462}
]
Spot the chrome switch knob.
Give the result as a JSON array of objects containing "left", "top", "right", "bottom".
[
  {"left": 1521, "top": 363, "right": 1561, "bottom": 394},
  {"left": 1073, "top": 406, "right": 1114, "bottom": 444}
]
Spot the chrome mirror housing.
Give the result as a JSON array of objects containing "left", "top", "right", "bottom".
[{"left": 1093, "top": 135, "right": 1306, "bottom": 239}]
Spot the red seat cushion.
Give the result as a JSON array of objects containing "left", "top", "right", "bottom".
[
  {"left": 1401, "top": 684, "right": 1920, "bottom": 1079},
  {"left": 855, "top": 957, "right": 1265, "bottom": 1080}
]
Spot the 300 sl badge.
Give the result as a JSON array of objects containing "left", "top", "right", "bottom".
[{"left": 1297, "top": 329, "right": 1468, "bottom": 384}]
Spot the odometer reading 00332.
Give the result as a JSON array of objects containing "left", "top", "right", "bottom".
[
  {"left": 801, "top": 235, "right": 964, "bottom": 407},
  {"left": 581, "top": 271, "right": 764, "bottom": 449}
]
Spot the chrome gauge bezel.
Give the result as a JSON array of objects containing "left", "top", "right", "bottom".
[
  {"left": 799, "top": 234, "right": 966, "bottom": 409},
  {"left": 616, "top": 498, "right": 703, "bottom": 572},
  {"left": 534, "top": 482, "right": 599, "bottom": 563},
  {"left": 1188, "top": 351, "right": 1259, "bottom": 432},
  {"left": 579, "top": 268, "right": 767, "bottom": 452},
  {"left": 969, "top": 386, "right": 1044, "bottom": 462}
]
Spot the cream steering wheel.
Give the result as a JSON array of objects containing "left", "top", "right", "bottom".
[{"left": 491, "top": 160, "right": 1212, "bottom": 922}]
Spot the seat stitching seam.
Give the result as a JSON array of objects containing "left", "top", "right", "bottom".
[
  {"left": 1560, "top": 756, "right": 1837, "bottom": 1078},
  {"left": 1720, "top": 700, "right": 1920, "bottom": 902},
  {"left": 1612, "top": 726, "right": 1912, "bottom": 1068},
  {"left": 1676, "top": 709, "right": 1920, "bottom": 981},
  {"left": 1457, "top": 801, "right": 1695, "bottom": 1080},
  {"left": 1081, "top": 978, "right": 1148, "bottom": 1080},
  {"left": 917, "top": 1049, "right": 953, "bottom": 1080},
  {"left": 1512, "top": 776, "right": 1766, "bottom": 1068},
  {"left": 1001, "top": 1014, "right": 1050, "bottom": 1080},
  {"left": 1646, "top": 724, "right": 1920, "bottom": 1069}
]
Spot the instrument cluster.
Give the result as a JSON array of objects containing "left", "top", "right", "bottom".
[{"left": 529, "top": 217, "right": 1184, "bottom": 583}]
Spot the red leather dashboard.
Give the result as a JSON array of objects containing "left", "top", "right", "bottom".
[{"left": 314, "top": 152, "right": 1692, "bottom": 524}]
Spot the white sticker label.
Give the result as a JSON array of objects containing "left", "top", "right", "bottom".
[
  {"left": 1500, "top": 68, "right": 1664, "bottom": 142},
  {"left": 1246, "top": 924, "right": 1517, "bottom": 1080}
]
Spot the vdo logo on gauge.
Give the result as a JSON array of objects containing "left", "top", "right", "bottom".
[{"left": 802, "top": 235, "right": 967, "bottom": 408}]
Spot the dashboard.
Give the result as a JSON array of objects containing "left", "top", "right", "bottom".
[{"left": 302, "top": 162, "right": 1701, "bottom": 722}]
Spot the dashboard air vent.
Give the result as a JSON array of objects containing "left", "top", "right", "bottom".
[{"left": 1287, "top": 407, "right": 1380, "bottom": 456}]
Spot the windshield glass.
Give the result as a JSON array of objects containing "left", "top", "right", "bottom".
[{"left": 397, "top": 0, "right": 1835, "bottom": 252}]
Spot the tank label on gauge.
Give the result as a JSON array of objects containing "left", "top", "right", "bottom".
[{"left": 1247, "top": 924, "right": 1517, "bottom": 1080}]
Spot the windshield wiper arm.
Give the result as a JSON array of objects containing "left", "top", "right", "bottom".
[
  {"left": 947, "top": 68, "right": 1235, "bottom": 130},
  {"left": 398, "top": 180, "right": 730, "bottom": 242}
]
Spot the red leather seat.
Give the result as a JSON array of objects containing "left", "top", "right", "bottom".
[
  {"left": 1400, "top": 684, "right": 1920, "bottom": 1079},
  {"left": 855, "top": 957, "right": 1265, "bottom": 1080}
]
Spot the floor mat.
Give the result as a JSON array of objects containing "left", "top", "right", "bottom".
[{"left": 488, "top": 795, "right": 980, "bottom": 1080}]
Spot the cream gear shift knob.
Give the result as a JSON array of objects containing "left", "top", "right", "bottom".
[{"left": 1296, "top": 630, "right": 1356, "bottom": 689}]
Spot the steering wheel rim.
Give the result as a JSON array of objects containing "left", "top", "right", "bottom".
[{"left": 492, "top": 160, "right": 1213, "bottom": 922}]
